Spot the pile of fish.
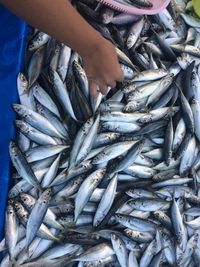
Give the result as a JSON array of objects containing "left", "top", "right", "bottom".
[
  {"left": 107, "top": 0, "right": 153, "bottom": 9},
  {"left": 1, "top": 0, "right": 200, "bottom": 266}
]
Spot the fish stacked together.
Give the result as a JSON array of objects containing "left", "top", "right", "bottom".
[
  {"left": 107, "top": 0, "right": 153, "bottom": 9},
  {"left": 1, "top": 0, "right": 200, "bottom": 266}
]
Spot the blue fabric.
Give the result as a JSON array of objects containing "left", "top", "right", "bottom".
[{"left": 0, "top": 6, "right": 28, "bottom": 240}]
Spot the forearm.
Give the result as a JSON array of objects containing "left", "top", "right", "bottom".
[
  {"left": 1, "top": 0, "right": 103, "bottom": 57},
  {"left": 1, "top": 0, "right": 124, "bottom": 96}
]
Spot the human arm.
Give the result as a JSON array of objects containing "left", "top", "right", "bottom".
[{"left": 1, "top": 0, "right": 124, "bottom": 96}]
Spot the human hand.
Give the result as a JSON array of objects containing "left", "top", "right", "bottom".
[
  {"left": 1, "top": 0, "right": 123, "bottom": 98},
  {"left": 82, "top": 39, "right": 124, "bottom": 97}
]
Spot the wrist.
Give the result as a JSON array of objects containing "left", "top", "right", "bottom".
[{"left": 79, "top": 34, "right": 107, "bottom": 60}]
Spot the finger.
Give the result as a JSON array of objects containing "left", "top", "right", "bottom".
[
  {"left": 106, "top": 80, "right": 117, "bottom": 88},
  {"left": 99, "top": 84, "right": 108, "bottom": 95},
  {"left": 116, "top": 68, "right": 124, "bottom": 82},
  {"left": 89, "top": 81, "right": 100, "bottom": 97}
]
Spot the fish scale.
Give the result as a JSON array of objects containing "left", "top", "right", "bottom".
[{"left": 1, "top": 1, "right": 200, "bottom": 266}]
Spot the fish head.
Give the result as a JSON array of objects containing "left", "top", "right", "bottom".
[
  {"left": 19, "top": 193, "right": 35, "bottom": 207},
  {"left": 35, "top": 102, "right": 45, "bottom": 114},
  {"left": 42, "top": 188, "right": 52, "bottom": 203},
  {"left": 115, "top": 213, "right": 124, "bottom": 222},
  {"left": 92, "top": 153, "right": 105, "bottom": 164},
  {"left": 59, "top": 216, "right": 73, "bottom": 225},
  {"left": 6, "top": 201, "right": 15, "bottom": 215},
  {"left": 80, "top": 160, "right": 93, "bottom": 169},
  {"left": 124, "top": 229, "right": 138, "bottom": 239},
  {"left": 28, "top": 42, "right": 36, "bottom": 51},
  {"left": 9, "top": 140, "right": 18, "bottom": 157},
  {"left": 48, "top": 68, "right": 56, "bottom": 83},
  {"left": 32, "top": 83, "right": 40, "bottom": 94},
  {"left": 155, "top": 189, "right": 171, "bottom": 198},
  {"left": 101, "top": 13, "right": 111, "bottom": 25},
  {"left": 127, "top": 90, "right": 139, "bottom": 101},
  {"left": 127, "top": 34, "right": 137, "bottom": 50},
  {"left": 83, "top": 117, "right": 94, "bottom": 131},
  {"left": 12, "top": 104, "right": 26, "bottom": 117},
  {"left": 124, "top": 101, "right": 140, "bottom": 112},
  {"left": 13, "top": 201, "right": 27, "bottom": 217},
  {"left": 74, "top": 176, "right": 84, "bottom": 186},
  {"left": 177, "top": 54, "right": 192, "bottom": 69},
  {"left": 153, "top": 210, "right": 165, "bottom": 219},
  {"left": 111, "top": 233, "right": 124, "bottom": 249},
  {"left": 17, "top": 73, "right": 28, "bottom": 94},
  {"left": 111, "top": 233, "right": 117, "bottom": 241},
  {"left": 73, "top": 60, "right": 85, "bottom": 76},
  {"left": 15, "top": 120, "right": 30, "bottom": 133},
  {"left": 123, "top": 106, "right": 132, "bottom": 112},
  {"left": 101, "top": 8, "right": 114, "bottom": 24},
  {"left": 139, "top": 114, "right": 152, "bottom": 124},
  {"left": 163, "top": 74, "right": 174, "bottom": 85},
  {"left": 191, "top": 97, "right": 198, "bottom": 105}
]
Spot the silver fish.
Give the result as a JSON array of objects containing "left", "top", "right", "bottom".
[
  {"left": 13, "top": 104, "right": 65, "bottom": 139},
  {"left": 93, "top": 175, "right": 117, "bottom": 227},
  {"left": 73, "top": 243, "right": 114, "bottom": 262},
  {"left": 19, "top": 192, "right": 63, "bottom": 230},
  {"left": 32, "top": 83, "right": 60, "bottom": 118},
  {"left": 25, "top": 144, "right": 67, "bottom": 162},
  {"left": 28, "top": 31, "right": 50, "bottom": 51},
  {"left": 127, "top": 18, "right": 144, "bottom": 49},
  {"left": 3, "top": 5, "right": 200, "bottom": 267},
  {"left": 75, "top": 168, "right": 106, "bottom": 221},
  {"left": 69, "top": 116, "right": 94, "bottom": 169},
  {"left": 27, "top": 46, "right": 44, "bottom": 88},
  {"left": 92, "top": 141, "right": 137, "bottom": 164},
  {"left": 9, "top": 141, "right": 42, "bottom": 190},
  {"left": 5, "top": 201, "right": 18, "bottom": 261},
  {"left": 50, "top": 69, "right": 77, "bottom": 120},
  {"left": 76, "top": 114, "right": 100, "bottom": 164},
  {"left": 15, "top": 120, "right": 58, "bottom": 145},
  {"left": 171, "top": 198, "right": 187, "bottom": 251},
  {"left": 26, "top": 188, "right": 52, "bottom": 248},
  {"left": 111, "top": 233, "right": 128, "bottom": 267}
]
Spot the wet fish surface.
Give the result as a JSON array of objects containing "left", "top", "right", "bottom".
[{"left": 1, "top": 1, "right": 200, "bottom": 266}]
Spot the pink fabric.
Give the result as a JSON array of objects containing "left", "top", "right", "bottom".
[{"left": 98, "top": 0, "right": 171, "bottom": 15}]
